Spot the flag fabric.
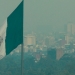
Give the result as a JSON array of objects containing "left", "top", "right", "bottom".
[
  {"left": 0, "top": 1, "right": 23, "bottom": 57},
  {"left": 0, "top": 21, "right": 7, "bottom": 58}
]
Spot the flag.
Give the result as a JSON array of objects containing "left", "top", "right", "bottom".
[{"left": 0, "top": 1, "right": 23, "bottom": 57}]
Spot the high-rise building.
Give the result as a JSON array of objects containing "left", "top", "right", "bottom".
[
  {"left": 71, "top": 24, "right": 75, "bottom": 35},
  {"left": 44, "top": 36, "right": 50, "bottom": 47},
  {"left": 57, "top": 39, "right": 66, "bottom": 47},
  {"left": 44, "top": 36, "right": 55, "bottom": 48},
  {"left": 24, "top": 35, "right": 36, "bottom": 52},
  {"left": 56, "top": 48, "right": 64, "bottom": 60},
  {"left": 67, "top": 23, "right": 72, "bottom": 35},
  {"left": 67, "top": 23, "right": 75, "bottom": 35},
  {"left": 65, "top": 35, "right": 70, "bottom": 44},
  {"left": 25, "top": 35, "right": 36, "bottom": 46}
]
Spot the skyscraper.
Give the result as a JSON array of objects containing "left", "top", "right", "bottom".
[
  {"left": 72, "top": 24, "right": 75, "bottom": 35},
  {"left": 56, "top": 48, "right": 64, "bottom": 60},
  {"left": 67, "top": 23, "right": 75, "bottom": 35},
  {"left": 25, "top": 35, "right": 36, "bottom": 46}
]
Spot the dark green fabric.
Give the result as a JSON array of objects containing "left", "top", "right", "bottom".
[{"left": 5, "top": 1, "right": 23, "bottom": 55}]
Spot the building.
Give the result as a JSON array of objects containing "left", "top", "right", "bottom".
[
  {"left": 44, "top": 36, "right": 50, "bottom": 47},
  {"left": 56, "top": 48, "right": 64, "bottom": 60},
  {"left": 57, "top": 39, "right": 66, "bottom": 47},
  {"left": 44, "top": 36, "right": 55, "bottom": 48},
  {"left": 65, "top": 35, "right": 70, "bottom": 44},
  {"left": 67, "top": 23, "right": 72, "bottom": 35},
  {"left": 24, "top": 35, "right": 36, "bottom": 52},
  {"left": 72, "top": 24, "right": 75, "bottom": 35},
  {"left": 67, "top": 23, "right": 75, "bottom": 35},
  {"left": 47, "top": 47, "right": 64, "bottom": 60},
  {"left": 25, "top": 35, "right": 36, "bottom": 46}
]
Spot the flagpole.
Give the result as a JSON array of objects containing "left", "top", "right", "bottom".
[{"left": 21, "top": 0, "right": 24, "bottom": 75}]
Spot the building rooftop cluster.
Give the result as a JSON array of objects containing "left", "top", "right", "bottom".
[{"left": 14, "top": 23, "right": 75, "bottom": 61}]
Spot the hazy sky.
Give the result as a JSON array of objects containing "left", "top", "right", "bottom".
[
  {"left": 0, "top": 0, "right": 22, "bottom": 26},
  {"left": 0, "top": 0, "right": 75, "bottom": 33},
  {"left": 25, "top": 0, "right": 75, "bottom": 33}
]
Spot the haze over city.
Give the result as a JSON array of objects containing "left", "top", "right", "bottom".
[
  {"left": 0, "top": 0, "right": 75, "bottom": 33},
  {"left": 0, "top": 0, "right": 75, "bottom": 75}
]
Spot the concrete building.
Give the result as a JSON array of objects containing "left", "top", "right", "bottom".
[
  {"left": 47, "top": 47, "right": 64, "bottom": 60},
  {"left": 71, "top": 24, "right": 75, "bottom": 35},
  {"left": 44, "top": 36, "right": 50, "bottom": 47},
  {"left": 44, "top": 36, "right": 55, "bottom": 48},
  {"left": 67, "top": 23, "right": 72, "bottom": 35},
  {"left": 25, "top": 35, "right": 36, "bottom": 46},
  {"left": 65, "top": 35, "right": 70, "bottom": 44},
  {"left": 24, "top": 35, "right": 36, "bottom": 52},
  {"left": 56, "top": 48, "right": 64, "bottom": 60},
  {"left": 67, "top": 23, "right": 75, "bottom": 35}
]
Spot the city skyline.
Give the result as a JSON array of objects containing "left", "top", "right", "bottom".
[{"left": 0, "top": 1, "right": 75, "bottom": 75}]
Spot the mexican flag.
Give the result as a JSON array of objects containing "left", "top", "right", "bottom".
[{"left": 0, "top": 1, "right": 23, "bottom": 58}]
